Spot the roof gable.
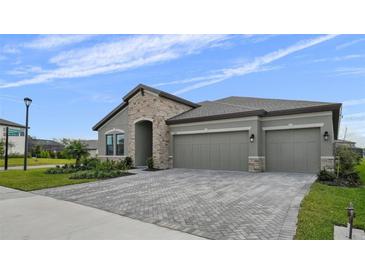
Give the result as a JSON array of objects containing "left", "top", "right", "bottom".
[{"left": 92, "top": 84, "right": 199, "bottom": 131}]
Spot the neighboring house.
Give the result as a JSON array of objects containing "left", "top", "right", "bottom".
[
  {"left": 334, "top": 139, "right": 364, "bottom": 158},
  {"left": 0, "top": 118, "right": 26, "bottom": 155},
  {"left": 29, "top": 138, "right": 65, "bottom": 153},
  {"left": 93, "top": 84, "right": 342, "bottom": 173},
  {"left": 334, "top": 139, "right": 356, "bottom": 148},
  {"left": 80, "top": 140, "right": 98, "bottom": 157}
]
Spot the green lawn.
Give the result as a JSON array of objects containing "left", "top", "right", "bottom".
[
  {"left": 356, "top": 158, "right": 365, "bottom": 183},
  {"left": 0, "top": 168, "right": 96, "bottom": 191},
  {"left": 295, "top": 159, "right": 365, "bottom": 240},
  {"left": 0, "top": 158, "right": 75, "bottom": 167}
]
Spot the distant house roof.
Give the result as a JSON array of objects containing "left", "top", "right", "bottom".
[
  {"left": 334, "top": 139, "right": 356, "bottom": 145},
  {"left": 29, "top": 138, "right": 65, "bottom": 151},
  {"left": 92, "top": 84, "right": 199, "bottom": 130},
  {"left": 80, "top": 140, "right": 98, "bottom": 150},
  {"left": 0, "top": 118, "right": 26, "bottom": 128}
]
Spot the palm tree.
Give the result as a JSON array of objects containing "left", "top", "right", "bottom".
[{"left": 64, "top": 140, "right": 89, "bottom": 166}]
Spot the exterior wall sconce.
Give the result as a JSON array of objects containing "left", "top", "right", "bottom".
[
  {"left": 250, "top": 134, "right": 255, "bottom": 143},
  {"left": 323, "top": 131, "right": 329, "bottom": 141},
  {"left": 140, "top": 88, "right": 145, "bottom": 96}
]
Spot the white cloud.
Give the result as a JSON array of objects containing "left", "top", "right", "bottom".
[
  {"left": 335, "top": 67, "right": 365, "bottom": 76},
  {"left": 343, "top": 98, "right": 365, "bottom": 107},
  {"left": 342, "top": 112, "right": 365, "bottom": 122},
  {"left": 170, "top": 35, "right": 338, "bottom": 95},
  {"left": 24, "top": 35, "right": 94, "bottom": 49},
  {"left": 7, "top": 65, "right": 44, "bottom": 76},
  {"left": 336, "top": 38, "right": 365, "bottom": 50},
  {"left": 340, "top": 111, "right": 365, "bottom": 146},
  {"left": 0, "top": 35, "right": 231, "bottom": 89},
  {"left": 1, "top": 45, "right": 20, "bottom": 54},
  {"left": 308, "top": 54, "right": 365, "bottom": 63}
]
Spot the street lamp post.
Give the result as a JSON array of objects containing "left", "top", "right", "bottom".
[
  {"left": 23, "top": 97, "right": 32, "bottom": 171},
  {"left": 4, "top": 126, "right": 9, "bottom": 170}
]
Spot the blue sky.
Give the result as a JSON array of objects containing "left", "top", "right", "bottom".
[{"left": 0, "top": 34, "right": 364, "bottom": 146}]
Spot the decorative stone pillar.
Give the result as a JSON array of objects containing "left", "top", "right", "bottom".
[
  {"left": 321, "top": 156, "right": 335, "bottom": 172},
  {"left": 248, "top": 156, "right": 265, "bottom": 172}
]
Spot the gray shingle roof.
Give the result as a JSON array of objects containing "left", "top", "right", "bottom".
[
  {"left": 167, "top": 96, "right": 340, "bottom": 122},
  {"left": 215, "top": 96, "right": 334, "bottom": 112},
  {"left": 0, "top": 118, "right": 26, "bottom": 128},
  {"left": 80, "top": 140, "right": 98, "bottom": 149}
]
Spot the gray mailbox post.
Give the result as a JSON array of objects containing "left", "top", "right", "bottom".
[{"left": 347, "top": 202, "right": 355, "bottom": 239}]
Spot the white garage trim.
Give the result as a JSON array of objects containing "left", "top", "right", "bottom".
[
  {"left": 261, "top": 111, "right": 332, "bottom": 121},
  {"left": 262, "top": 123, "right": 324, "bottom": 131},
  {"left": 171, "top": 126, "right": 251, "bottom": 135},
  {"left": 169, "top": 117, "right": 259, "bottom": 127}
]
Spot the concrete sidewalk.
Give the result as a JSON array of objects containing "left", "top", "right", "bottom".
[{"left": 0, "top": 186, "right": 203, "bottom": 240}]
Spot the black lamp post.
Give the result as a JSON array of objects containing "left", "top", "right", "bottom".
[{"left": 23, "top": 97, "right": 32, "bottom": 171}]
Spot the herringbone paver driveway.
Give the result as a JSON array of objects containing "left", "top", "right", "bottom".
[{"left": 34, "top": 169, "right": 315, "bottom": 240}]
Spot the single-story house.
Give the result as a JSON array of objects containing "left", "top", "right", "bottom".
[
  {"left": 93, "top": 84, "right": 342, "bottom": 173},
  {"left": 29, "top": 138, "right": 65, "bottom": 153},
  {"left": 334, "top": 139, "right": 364, "bottom": 158},
  {"left": 0, "top": 118, "right": 26, "bottom": 155},
  {"left": 80, "top": 140, "right": 98, "bottom": 157}
]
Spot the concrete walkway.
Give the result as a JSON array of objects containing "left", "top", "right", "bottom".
[
  {"left": 0, "top": 186, "right": 203, "bottom": 240},
  {"left": 0, "top": 164, "right": 58, "bottom": 171}
]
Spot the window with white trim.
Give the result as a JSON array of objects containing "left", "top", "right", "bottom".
[
  {"left": 106, "top": 134, "right": 114, "bottom": 155},
  {"left": 116, "top": 133, "right": 124, "bottom": 155}
]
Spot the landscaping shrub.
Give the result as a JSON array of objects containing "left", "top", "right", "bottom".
[
  {"left": 0, "top": 139, "right": 4, "bottom": 159},
  {"left": 40, "top": 150, "right": 50, "bottom": 158},
  {"left": 124, "top": 156, "right": 133, "bottom": 168},
  {"left": 81, "top": 157, "right": 100, "bottom": 169},
  {"left": 45, "top": 166, "right": 79, "bottom": 174},
  {"left": 319, "top": 147, "right": 362, "bottom": 187},
  {"left": 317, "top": 169, "right": 336, "bottom": 182},
  {"left": 146, "top": 157, "right": 154, "bottom": 169},
  {"left": 7, "top": 153, "right": 25, "bottom": 158},
  {"left": 69, "top": 169, "right": 129, "bottom": 179},
  {"left": 45, "top": 157, "right": 130, "bottom": 176},
  {"left": 336, "top": 146, "right": 361, "bottom": 175},
  {"left": 337, "top": 171, "right": 361, "bottom": 187}
]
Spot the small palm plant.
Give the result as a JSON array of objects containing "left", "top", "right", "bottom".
[{"left": 64, "top": 140, "right": 89, "bottom": 166}]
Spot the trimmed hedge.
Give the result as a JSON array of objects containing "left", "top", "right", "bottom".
[{"left": 69, "top": 170, "right": 131, "bottom": 179}]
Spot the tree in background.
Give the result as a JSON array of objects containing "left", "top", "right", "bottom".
[
  {"left": 64, "top": 140, "right": 89, "bottom": 166},
  {"left": 0, "top": 139, "right": 4, "bottom": 159}
]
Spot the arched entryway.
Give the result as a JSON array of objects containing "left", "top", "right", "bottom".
[{"left": 135, "top": 120, "right": 153, "bottom": 166}]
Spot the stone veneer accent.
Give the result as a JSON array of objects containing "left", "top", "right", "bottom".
[
  {"left": 127, "top": 90, "right": 192, "bottom": 169},
  {"left": 248, "top": 156, "right": 265, "bottom": 172},
  {"left": 320, "top": 156, "right": 335, "bottom": 172}
]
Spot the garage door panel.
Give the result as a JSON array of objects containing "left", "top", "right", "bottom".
[
  {"left": 173, "top": 131, "right": 248, "bottom": 171},
  {"left": 266, "top": 128, "right": 320, "bottom": 173}
]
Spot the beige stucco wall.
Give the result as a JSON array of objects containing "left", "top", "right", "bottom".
[
  {"left": 169, "top": 111, "right": 336, "bottom": 172},
  {"left": 97, "top": 107, "right": 129, "bottom": 160}
]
